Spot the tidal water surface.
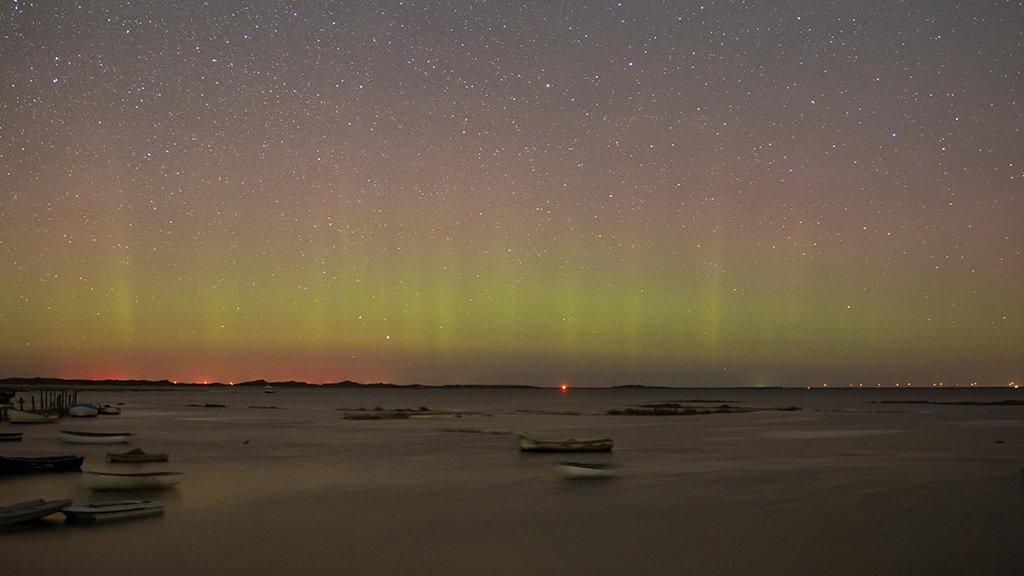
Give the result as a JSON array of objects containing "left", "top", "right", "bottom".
[{"left": 2, "top": 386, "right": 1022, "bottom": 575}]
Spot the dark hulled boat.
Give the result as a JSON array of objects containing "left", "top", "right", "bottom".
[{"left": 0, "top": 455, "right": 84, "bottom": 474}]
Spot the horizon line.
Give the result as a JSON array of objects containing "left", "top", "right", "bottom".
[{"left": 0, "top": 376, "right": 1019, "bottom": 390}]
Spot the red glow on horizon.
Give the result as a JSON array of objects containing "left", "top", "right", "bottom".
[
  {"left": 74, "top": 370, "right": 131, "bottom": 381},
  {"left": 560, "top": 383, "right": 568, "bottom": 392}
]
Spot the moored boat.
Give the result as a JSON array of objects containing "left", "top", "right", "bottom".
[
  {"left": 107, "top": 448, "right": 169, "bottom": 463},
  {"left": 0, "top": 432, "right": 23, "bottom": 441},
  {"left": 62, "top": 500, "right": 164, "bottom": 524},
  {"left": 264, "top": 384, "right": 275, "bottom": 394},
  {"left": 7, "top": 409, "right": 60, "bottom": 424},
  {"left": 0, "top": 455, "right": 84, "bottom": 474},
  {"left": 83, "top": 471, "right": 183, "bottom": 490},
  {"left": 68, "top": 403, "right": 99, "bottom": 417},
  {"left": 60, "top": 430, "right": 132, "bottom": 444},
  {"left": 557, "top": 461, "right": 616, "bottom": 479},
  {"left": 518, "top": 436, "right": 614, "bottom": 453},
  {"left": 98, "top": 404, "right": 121, "bottom": 415},
  {"left": 0, "top": 498, "right": 73, "bottom": 527}
]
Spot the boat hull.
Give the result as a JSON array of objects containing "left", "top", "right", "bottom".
[
  {"left": 68, "top": 406, "right": 99, "bottom": 417},
  {"left": 60, "top": 431, "right": 131, "bottom": 444},
  {"left": 0, "top": 498, "right": 73, "bottom": 527},
  {"left": 83, "top": 472, "right": 182, "bottom": 490},
  {"left": 7, "top": 410, "right": 60, "bottom": 424},
  {"left": 62, "top": 500, "right": 164, "bottom": 524},
  {"left": 0, "top": 455, "right": 84, "bottom": 474},
  {"left": 519, "top": 437, "right": 614, "bottom": 453},
  {"left": 98, "top": 405, "right": 121, "bottom": 415}
]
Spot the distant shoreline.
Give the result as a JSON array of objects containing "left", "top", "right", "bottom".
[
  {"left": 0, "top": 376, "right": 524, "bottom": 390},
  {"left": 0, "top": 377, "right": 1017, "bottom": 390},
  {"left": 0, "top": 377, "right": 674, "bottom": 390}
]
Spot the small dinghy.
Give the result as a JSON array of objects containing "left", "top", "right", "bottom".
[
  {"left": 557, "top": 461, "right": 616, "bottom": 480},
  {"left": 7, "top": 409, "right": 60, "bottom": 424},
  {"left": 0, "top": 498, "right": 73, "bottom": 527},
  {"left": 107, "top": 448, "right": 169, "bottom": 463},
  {"left": 98, "top": 404, "right": 121, "bottom": 415},
  {"left": 519, "top": 436, "right": 614, "bottom": 453},
  {"left": 264, "top": 384, "right": 276, "bottom": 394},
  {"left": 62, "top": 500, "right": 164, "bottom": 524},
  {"left": 0, "top": 432, "right": 23, "bottom": 441},
  {"left": 60, "top": 430, "right": 132, "bottom": 444},
  {"left": 83, "top": 471, "right": 183, "bottom": 490},
  {"left": 68, "top": 403, "right": 100, "bottom": 417},
  {"left": 0, "top": 455, "right": 84, "bottom": 474}
]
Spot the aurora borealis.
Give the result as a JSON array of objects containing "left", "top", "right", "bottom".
[{"left": 0, "top": 1, "right": 1021, "bottom": 386}]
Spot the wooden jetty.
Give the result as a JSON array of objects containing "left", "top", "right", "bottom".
[{"left": 0, "top": 389, "right": 78, "bottom": 421}]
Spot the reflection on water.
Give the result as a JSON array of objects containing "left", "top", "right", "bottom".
[{"left": 2, "top": 387, "right": 1023, "bottom": 575}]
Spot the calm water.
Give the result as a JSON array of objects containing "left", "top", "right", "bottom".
[{"left": 2, "top": 386, "right": 1022, "bottom": 575}]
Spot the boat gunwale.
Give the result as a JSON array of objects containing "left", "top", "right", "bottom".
[
  {"left": 106, "top": 451, "right": 169, "bottom": 462},
  {"left": 1, "top": 455, "right": 83, "bottom": 463},
  {"left": 62, "top": 501, "right": 164, "bottom": 514},
  {"left": 83, "top": 471, "right": 182, "bottom": 477},
  {"left": 558, "top": 461, "right": 614, "bottom": 469},
  {"left": 518, "top": 436, "right": 614, "bottom": 452},
  {"left": 59, "top": 430, "right": 132, "bottom": 437}
]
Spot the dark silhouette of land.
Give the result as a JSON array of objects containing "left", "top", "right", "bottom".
[{"left": 0, "top": 376, "right": 548, "bottom": 390}]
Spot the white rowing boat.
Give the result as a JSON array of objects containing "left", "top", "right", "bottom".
[
  {"left": 0, "top": 498, "right": 72, "bottom": 526},
  {"left": 68, "top": 403, "right": 99, "bottom": 417},
  {"left": 7, "top": 409, "right": 60, "bottom": 424},
  {"left": 60, "top": 430, "right": 132, "bottom": 444},
  {"left": 83, "top": 471, "right": 183, "bottom": 490},
  {"left": 98, "top": 404, "right": 122, "bottom": 415},
  {"left": 62, "top": 500, "right": 164, "bottom": 524}
]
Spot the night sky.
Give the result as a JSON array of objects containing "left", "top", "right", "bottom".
[{"left": 1, "top": 1, "right": 1021, "bottom": 386}]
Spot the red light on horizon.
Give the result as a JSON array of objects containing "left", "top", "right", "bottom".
[{"left": 560, "top": 383, "right": 568, "bottom": 392}]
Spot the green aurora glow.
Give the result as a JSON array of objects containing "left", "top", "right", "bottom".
[{"left": 1, "top": 1, "right": 1021, "bottom": 386}]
